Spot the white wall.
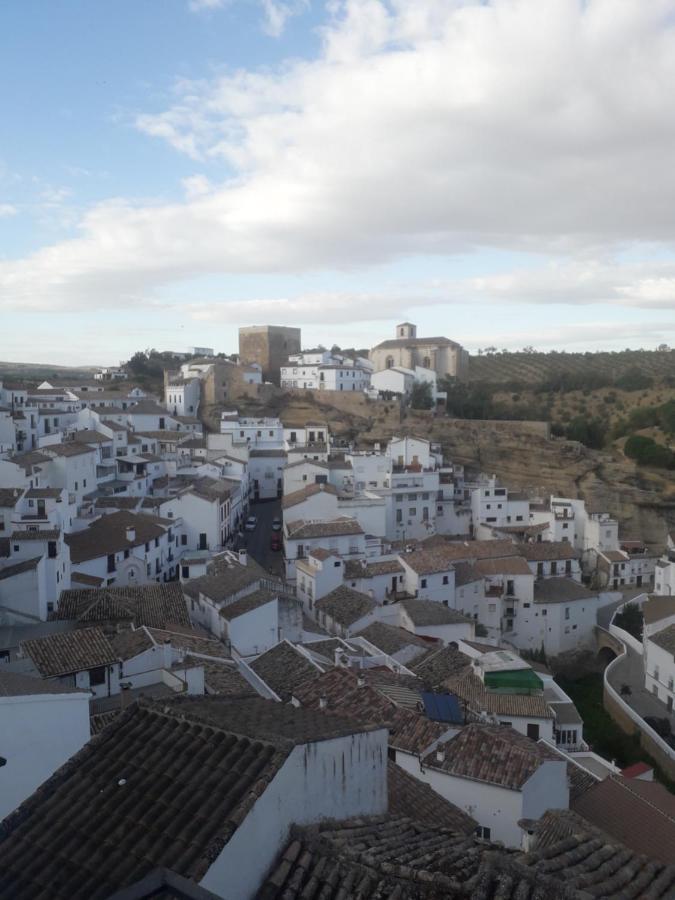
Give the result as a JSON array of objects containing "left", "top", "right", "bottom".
[
  {"left": 0, "top": 691, "right": 90, "bottom": 820},
  {"left": 421, "top": 765, "right": 525, "bottom": 847},
  {"left": 224, "top": 600, "right": 279, "bottom": 655},
  {"left": 201, "top": 729, "right": 388, "bottom": 900}
]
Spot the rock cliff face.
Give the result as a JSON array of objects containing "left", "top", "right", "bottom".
[{"left": 206, "top": 388, "right": 674, "bottom": 548}]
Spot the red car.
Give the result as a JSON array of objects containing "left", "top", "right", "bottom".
[{"left": 270, "top": 532, "right": 282, "bottom": 552}]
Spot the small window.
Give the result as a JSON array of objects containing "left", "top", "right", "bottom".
[
  {"left": 421, "top": 578, "right": 427, "bottom": 588},
  {"left": 89, "top": 666, "right": 106, "bottom": 687},
  {"left": 442, "top": 575, "right": 449, "bottom": 585},
  {"left": 475, "top": 826, "right": 491, "bottom": 840}
]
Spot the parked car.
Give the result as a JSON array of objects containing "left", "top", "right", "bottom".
[
  {"left": 244, "top": 516, "right": 257, "bottom": 532},
  {"left": 271, "top": 517, "right": 282, "bottom": 532},
  {"left": 270, "top": 532, "right": 282, "bottom": 551}
]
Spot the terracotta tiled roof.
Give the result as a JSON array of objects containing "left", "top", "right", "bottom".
[
  {"left": 516, "top": 542, "right": 578, "bottom": 561},
  {"left": 572, "top": 775, "right": 675, "bottom": 864},
  {"left": 521, "top": 809, "right": 675, "bottom": 897},
  {"left": 22, "top": 626, "right": 118, "bottom": 677},
  {"left": 0, "top": 669, "right": 87, "bottom": 697},
  {"left": 344, "top": 557, "right": 403, "bottom": 578},
  {"left": 533, "top": 578, "right": 595, "bottom": 604},
  {"left": 438, "top": 540, "right": 520, "bottom": 562},
  {"left": 11, "top": 529, "right": 60, "bottom": 541},
  {"left": 354, "top": 622, "right": 430, "bottom": 656},
  {"left": 649, "top": 623, "right": 675, "bottom": 656},
  {"left": 54, "top": 583, "right": 190, "bottom": 629},
  {"left": 400, "top": 549, "right": 455, "bottom": 576},
  {"left": 643, "top": 594, "right": 675, "bottom": 625},
  {"left": 295, "top": 667, "right": 446, "bottom": 755},
  {"left": 473, "top": 557, "right": 533, "bottom": 576},
  {"left": 0, "top": 698, "right": 304, "bottom": 898},
  {"left": 286, "top": 517, "right": 364, "bottom": 540},
  {"left": 259, "top": 815, "right": 578, "bottom": 899},
  {"left": 409, "top": 645, "right": 471, "bottom": 689},
  {"left": 250, "top": 641, "right": 324, "bottom": 701},
  {"left": 109, "top": 626, "right": 155, "bottom": 660},
  {"left": 315, "top": 586, "right": 376, "bottom": 627},
  {"left": 198, "top": 660, "right": 257, "bottom": 696},
  {"left": 146, "top": 626, "right": 230, "bottom": 660},
  {"left": 400, "top": 598, "right": 472, "bottom": 627},
  {"left": 444, "top": 669, "right": 554, "bottom": 719},
  {"left": 386, "top": 762, "right": 476, "bottom": 833},
  {"left": 0, "top": 557, "right": 42, "bottom": 581},
  {"left": 219, "top": 589, "right": 277, "bottom": 620},
  {"left": 65, "top": 511, "right": 169, "bottom": 563},
  {"left": 423, "top": 723, "right": 553, "bottom": 791},
  {"left": 281, "top": 482, "right": 338, "bottom": 510}
]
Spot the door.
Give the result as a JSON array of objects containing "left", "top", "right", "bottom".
[
  {"left": 199, "top": 533, "right": 207, "bottom": 550},
  {"left": 37, "top": 499, "right": 46, "bottom": 518},
  {"left": 637, "top": 575, "right": 643, "bottom": 587}
]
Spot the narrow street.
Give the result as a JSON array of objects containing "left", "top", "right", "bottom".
[
  {"left": 607, "top": 644, "right": 675, "bottom": 736},
  {"left": 242, "top": 498, "right": 285, "bottom": 578}
]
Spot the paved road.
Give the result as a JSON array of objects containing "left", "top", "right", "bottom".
[
  {"left": 242, "top": 498, "right": 284, "bottom": 578},
  {"left": 608, "top": 644, "right": 675, "bottom": 735}
]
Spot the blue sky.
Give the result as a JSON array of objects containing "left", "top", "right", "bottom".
[{"left": 2, "top": 0, "right": 675, "bottom": 365}]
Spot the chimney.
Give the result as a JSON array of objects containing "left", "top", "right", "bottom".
[
  {"left": 238, "top": 548, "right": 248, "bottom": 567},
  {"left": 319, "top": 695, "right": 328, "bottom": 709},
  {"left": 163, "top": 637, "right": 173, "bottom": 669},
  {"left": 436, "top": 748, "right": 446, "bottom": 763},
  {"left": 119, "top": 682, "right": 132, "bottom": 711},
  {"left": 126, "top": 526, "right": 136, "bottom": 543}
]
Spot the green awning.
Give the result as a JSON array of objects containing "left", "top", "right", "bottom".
[{"left": 484, "top": 668, "right": 543, "bottom": 695}]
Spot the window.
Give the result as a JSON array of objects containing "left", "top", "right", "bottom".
[
  {"left": 527, "top": 723, "right": 540, "bottom": 740},
  {"left": 421, "top": 578, "right": 427, "bottom": 588},
  {"left": 409, "top": 508, "right": 416, "bottom": 517},
  {"left": 89, "top": 666, "right": 106, "bottom": 687},
  {"left": 564, "top": 607, "right": 570, "bottom": 620},
  {"left": 506, "top": 580, "right": 514, "bottom": 596},
  {"left": 475, "top": 826, "right": 491, "bottom": 840},
  {"left": 442, "top": 575, "right": 449, "bottom": 585},
  {"left": 396, "top": 509, "right": 403, "bottom": 524},
  {"left": 537, "top": 562, "right": 544, "bottom": 577},
  {"left": 107, "top": 554, "right": 116, "bottom": 574},
  {"left": 181, "top": 534, "right": 187, "bottom": 546},
  {"left": 48, "top": 541, "right": 57, "bottom": 559}
]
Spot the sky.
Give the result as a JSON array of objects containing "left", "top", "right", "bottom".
[{"left": 1, "top": 0, "right": 675, "bottom": 366}]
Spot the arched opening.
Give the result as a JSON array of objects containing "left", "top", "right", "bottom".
[
  {"left": 423, "top": 356, "right": 431, "bottom": 369},
  {"left": 597, "top": 646, "right": 617, "bottom": 668},
  {"left": 386, "top": 356, "right": 394, "bottom": 369}
]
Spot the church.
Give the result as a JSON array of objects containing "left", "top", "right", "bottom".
[{"left": 370, "top": 322, "right": 469, "bottom": 380}]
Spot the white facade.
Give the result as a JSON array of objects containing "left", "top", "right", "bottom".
[
  {"left": 200, "top": 728, "right": 388, "bottom": 900},
  {"left": 0, "top": 685, "right": 91, "bottom": 821},
  {"left": 165, "top": 378, "right": 200, "bottom": 418},
  {"left": 417, "top": 756, "right": 567, "bottom": 848},
  {"left": 644, "top": 629, "right": 675, "bottom": 713},
  {"left": 281, "top": 352, "right": 372, "bottom": 392}
]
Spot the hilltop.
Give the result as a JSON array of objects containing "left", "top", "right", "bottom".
[{"left": 468, "top": 348, "right": 675, "bottom": 385}]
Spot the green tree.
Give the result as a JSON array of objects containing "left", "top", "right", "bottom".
[
  {"left": 409, "top": 380, "right": 434, "bottom": 410},
  {"left": 614, "top": 603, "right": 644, "bottom": 641}
]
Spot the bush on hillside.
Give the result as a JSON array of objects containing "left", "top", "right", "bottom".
[{"left": 624, "top": 435, "right": 675, "bottom": 469}]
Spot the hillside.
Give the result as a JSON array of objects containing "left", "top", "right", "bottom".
[
  {"left": 468, "top": 349, "right": 675, "bottom": 385},
  {"left": 204, "top": 387, "right": 674, "bottom": 548},
  {"left": 0, "top": 360, "right": 98, "bottom": 382}
]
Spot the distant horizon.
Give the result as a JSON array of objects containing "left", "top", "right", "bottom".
[{"left": 1, "top": 341, "right": 672, "bottom": 374}]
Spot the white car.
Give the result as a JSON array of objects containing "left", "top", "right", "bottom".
[{"left": 244, "top": 516, "right": 257, "bottom": 532}]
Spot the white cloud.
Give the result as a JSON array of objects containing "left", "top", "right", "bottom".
[
  {"left": 188, "top": 0, "right": 227, "bottom": 11},
  {"left": 0, "top": 204, "right": 17, "bottom": 218},
  {"left": 5, "top": 0, "right": 675, "bottom": 312}
]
